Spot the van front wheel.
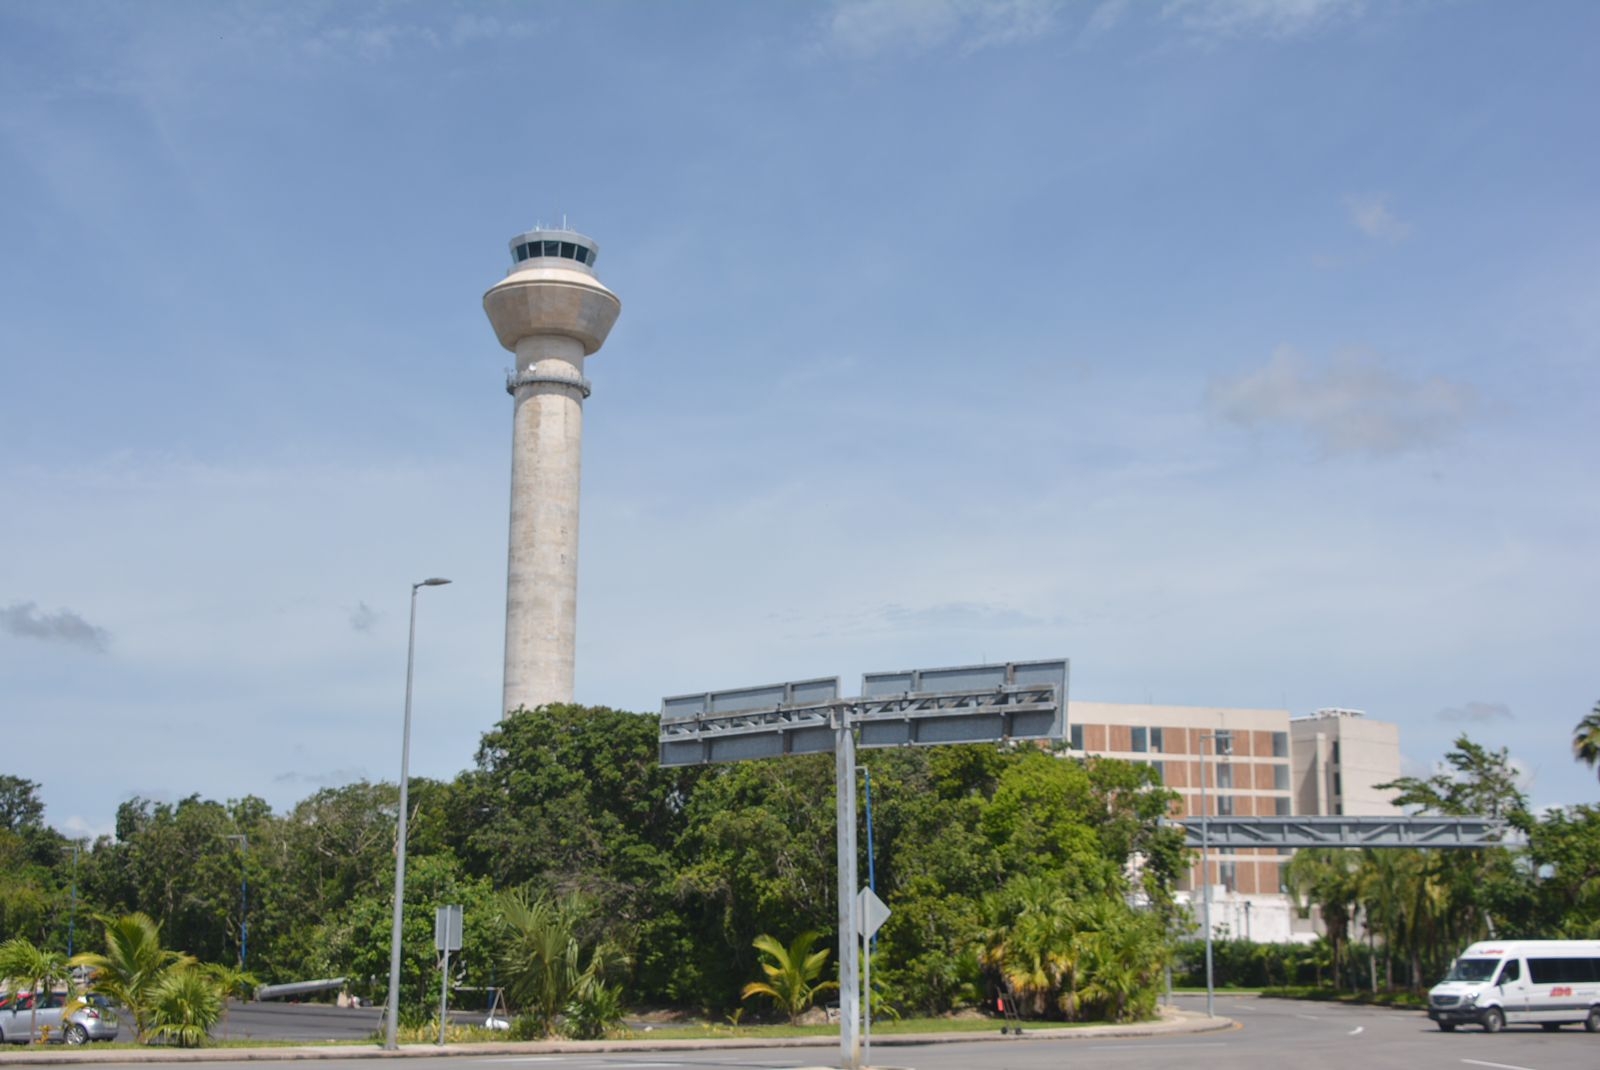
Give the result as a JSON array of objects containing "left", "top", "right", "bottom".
[
  {"left": 1584, "top": 1006, "right": 1599, "bottom": 1033},
  {"left": 1437, "top": 1022, "right": 1455, "bottom": 1032},
  {"left": 1482, "top": 1008, "right": 1505, "bottom": 1034}
]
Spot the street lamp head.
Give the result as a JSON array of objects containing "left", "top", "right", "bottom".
[{"left": 416, "top": 577, "right": 452, "bottom": 589}]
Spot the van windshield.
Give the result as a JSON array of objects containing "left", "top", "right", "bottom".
[{"left": 1442, "top": 958, "right": 1500, "bottom": 982}]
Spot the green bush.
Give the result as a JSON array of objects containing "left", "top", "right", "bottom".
[
  {"left": 561, "top": 981, "right": 626, "bottom": 1039},
  {"left": 506, "top": 1013, "right": 549, "bottom": 1040}
]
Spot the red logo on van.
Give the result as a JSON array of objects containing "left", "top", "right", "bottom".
[{"left": 1551, "top": 986, "right": 1573, "bottom": 998}]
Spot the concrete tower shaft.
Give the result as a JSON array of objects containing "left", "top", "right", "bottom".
[{"left": 483, "top": 229, "right": 621, "bottom": 716}]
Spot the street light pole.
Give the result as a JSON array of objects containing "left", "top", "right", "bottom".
[
  {"left": 65, "top": 843, "right": 80, "bottom": 958},
  {"left": 385, "top": 577, "right": 452, "bottom": 1052},
  {"left": 1198, "top": 731, "right": 1216, "bottom": 1019}
]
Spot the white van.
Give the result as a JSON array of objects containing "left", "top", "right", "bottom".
[{"left": 1428, "top": 940, "right": 1600, "bottom": 1033}]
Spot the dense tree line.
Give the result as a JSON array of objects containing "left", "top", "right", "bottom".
[
  {"left": 0, "top": 705, "right": 1187, "bottom": 1023},
  {"left": 8, "top": 710, "right": 1599, "bottom": 1024}
]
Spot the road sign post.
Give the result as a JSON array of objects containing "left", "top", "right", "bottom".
[
  {"left": 857, "top": 886, "right": 890, "bottom": 1068},
  {"left": 434, "top": 905, "right": 462, "bottom": 1045}
]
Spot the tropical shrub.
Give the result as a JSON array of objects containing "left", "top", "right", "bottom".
[
  {"left": 494, "top": 889, "right": 628, "bottom": 1038},
  {"left": 147, "top": 966, "right": 223, "bottom": 1047},
  {"left": 0, "top": 937, "right": 68, "bottom": 1044},
  {"left": 561, "top": 979, "right": 626, "bottom": 1039},
  {"left": 740, "top": 931, "right": 838, "bottom": 1023},
  {"left": 69, "top": 912, "right": 194, "bottom": 1042},
  {"left": 980, "top": 876, "right": 1168, "bottom": 1022}
]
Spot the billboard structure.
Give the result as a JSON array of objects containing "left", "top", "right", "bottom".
[
  {"left": 659, "top": 659, "right": 1068, "bottom": 1069},
  {"left": 660, "top": 659, "right": 1067, "bottom": 766}
]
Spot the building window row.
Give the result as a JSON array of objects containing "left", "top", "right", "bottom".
[
  {"left": 1190, "top": 792, "right": 1293, "bottom": 817},
  {"left": 514, "top": 239, "right": 594, "bottom": 265},
  {"left": 1072, "top": 724, "right": 1289, "bottom": 760}
]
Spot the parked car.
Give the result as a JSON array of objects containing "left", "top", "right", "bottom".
[{"left": 0, "top": 991, "right": 121, "bottom": 1044}]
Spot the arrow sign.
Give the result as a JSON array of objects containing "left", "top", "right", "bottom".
[{"left": 856, "top": 887, "right": 890, "bottom": 939}]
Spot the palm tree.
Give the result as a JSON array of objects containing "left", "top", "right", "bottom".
[
  {"left": 740, "top": 931, "right": 838, "bottom": 1024},
  {"left": 1574, "top": 702, "right": 1600, "bottom": 785},
  {"left": 494, "top": 890, "right": 627, "bottom": 1036},
  {"left": 1284, "top": 850, "right": 1360, "bottom": 990},
  {"left": 0, "top": 938, "right": 68, "bottom": 1044},
  {"left": 69, "top": 912, "right": 194, "bottom": 1043},
  {"left": 202, "top": 963, "right": 257, "bottom": 1040},
  {"left": 148, "top": 967, "right": 223, "bottom": 1048}
]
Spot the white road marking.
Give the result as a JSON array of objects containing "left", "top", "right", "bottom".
[
  {"left": 1349, "top": 1025, "right": 1364, "bottom": 1035},
  {"left": 1462, "top": 1059, "right": 1539, "bottom": 1070},
  {"left": 1295, "top": 1013, "right": 1322, "bottom": 1021}
]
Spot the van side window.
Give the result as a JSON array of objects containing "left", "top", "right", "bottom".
[
  {"left": 1497, "top": 959, "right": 1520, "bottom": 984},
  {"left": 1526, "top": 957, "right": 1599, "bottom": 983}
]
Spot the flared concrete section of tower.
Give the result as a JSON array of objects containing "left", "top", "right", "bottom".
[{"left": 484, "top": 229, "right": 621, "bottom": 716}]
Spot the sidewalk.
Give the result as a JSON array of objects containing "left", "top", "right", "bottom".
[{"left": 0, "top": 1007, "right": 1234, "bottom": 1063}]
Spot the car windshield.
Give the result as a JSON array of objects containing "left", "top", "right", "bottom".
[{"left": 1443, "top": 958, "right": 1501, "bottom": 982}]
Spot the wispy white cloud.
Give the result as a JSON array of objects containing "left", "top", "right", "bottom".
[
  {"left": 1083, "top": 0, "right": 1134, "bottom": 38},
  {"left": 274, "top": 767, "right": 370, "bottom": 788},
  {"left": 1436, "top": 701, "right": 1513, "bottom": 723},
  {"left": 1345, "top": 193, "right": 1414, "bottom": 241},
  {"left": 0, "top": 601, "right": 111, "bottom": 652},
  {"left": 825, "top": 0, "right": 1059, "bottom": 57},
  {"left": 1208, "top": 347, "right": 1474, "bottom": 456},
  {"left": 303, "top": 20, "right": 440, "bottom": 62},
  {"left": 1161, "top": 0, "right": 1366, "bottom": 40}
]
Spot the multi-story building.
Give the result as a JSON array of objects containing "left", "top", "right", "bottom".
[
  {"left": 1289, "top": 708, "right": 1402, "bottom": 816},
  {"left": 1068, "top": 701, "right": 1402, "bottom": 942}
]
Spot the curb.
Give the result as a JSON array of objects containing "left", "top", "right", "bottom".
[{"left": 0, "top": 1010, "right": 1234, "bottom": 1063}]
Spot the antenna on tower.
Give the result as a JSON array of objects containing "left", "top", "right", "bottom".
[{"left": 562, "top": 213, "right": 569, "bottom": 230}]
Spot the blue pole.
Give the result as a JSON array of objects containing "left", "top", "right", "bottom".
[
  {"left": 863, "top": 767, "right": 877, "bottom": 895},
  {"left": 862, "top": 767, "right": 877, "bottom": 953}
]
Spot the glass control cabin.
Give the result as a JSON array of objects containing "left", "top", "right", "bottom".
[{"left": 507, "top": 229, "right": 600, "bottom": 270}]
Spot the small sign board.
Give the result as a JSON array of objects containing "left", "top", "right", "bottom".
[
  {"left": 856, "top": 887, "right": 891, "bottom": 939},
  {"left": 434, "top": 905, "right": 463, "bottom": 952}
]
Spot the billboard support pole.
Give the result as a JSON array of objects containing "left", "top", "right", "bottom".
[{"left": 835, "top": 709, "right": 860, "bottom": 1070}]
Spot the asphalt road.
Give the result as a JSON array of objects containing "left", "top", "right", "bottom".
[
  {"left": 49, "top": 995, "right": 1600, "bottom": 1070},
  {"left": 219, "top": 1001, "right": 386, "bottom": 1042}
]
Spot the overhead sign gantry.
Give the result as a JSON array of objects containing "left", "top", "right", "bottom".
[{"left": 659, "top": 658, "right": 1069, "bottom": 1070}]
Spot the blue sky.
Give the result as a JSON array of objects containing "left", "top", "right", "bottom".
[{"left": 3, "top": 0, "right": 1596, "bottom": 837}]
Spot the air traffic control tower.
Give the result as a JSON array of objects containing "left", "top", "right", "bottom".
[{"left": 483, "top": 228, "right": 621, "bottom": 716}]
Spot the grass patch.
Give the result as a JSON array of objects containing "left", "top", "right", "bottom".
[
  {"left": 632, "top": 1015, "right": 1106, "bottom": 1040},
  {"left": 1257, "top": 986, "right": 1427, "bottom": 1009}
]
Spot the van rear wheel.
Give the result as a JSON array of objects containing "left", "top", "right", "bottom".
[
  {"left": 1585, "top": 1006, "right": 1600, "bottom": 1033},
  {"left": 1482, "top": 1008, "right": 1505, "bottom": 1033}
]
